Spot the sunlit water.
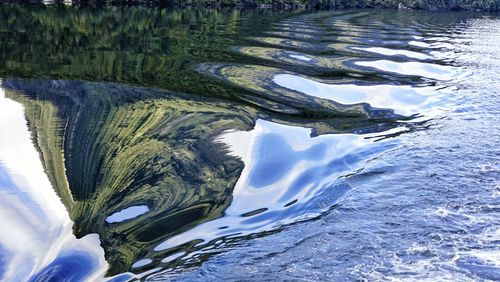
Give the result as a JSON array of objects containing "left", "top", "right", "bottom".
[{"left": 0, "top": 6, "right": 499, "bottom": 281}]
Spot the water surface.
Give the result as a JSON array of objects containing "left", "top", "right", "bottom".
[{"left": 0, "top": 5, "right": 499, "bottom": 281}]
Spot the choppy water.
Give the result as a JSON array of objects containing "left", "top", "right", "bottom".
[{"left": 0, "top": 6, "right": 499, "bottom": 281}]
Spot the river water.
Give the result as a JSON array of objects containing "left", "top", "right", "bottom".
[{"left": 0, "top": 6, "right": 499, "bottom": 281}]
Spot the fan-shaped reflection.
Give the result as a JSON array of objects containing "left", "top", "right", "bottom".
[{"left": 3, "top": 77, "right": 408, "bottom": 277}]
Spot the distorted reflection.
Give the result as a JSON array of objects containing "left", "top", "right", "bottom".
[
  {"left": 153, "top": 119, "right": 398, "bottom": 254},
  {"left": 0, "top": 5, "right": 495, "bottom": 281},
  {"left": 273, "top": 74, "right": 443, "bottom": 116},
  {"left": 355, "top": 60, "right": 456, "bottom": 80},
  {"left": 1, "top": 77, "right": 406, "bottom": 277},
  {"left": 0, "top": 86, "right": 107, "bottom": 282}
]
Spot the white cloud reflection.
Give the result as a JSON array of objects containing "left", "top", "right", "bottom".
[
  {"left": 154, "top": 119, "right": 399, "bottom": 254},
  {"left": 0, "top": 84, "right": 107, "bottom": 281},
  {"left": 273, "top": 73, "right": 445, "bottom": 116}
]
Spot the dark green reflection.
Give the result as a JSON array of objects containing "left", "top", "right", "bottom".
[
  {"left": 4, "top": 79, "right": 251, "bottom": 274},
  {"left": 4, "top": 78, "right": 395, "bottom": 275}
]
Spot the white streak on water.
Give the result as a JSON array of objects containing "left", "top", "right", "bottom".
[
  {"left": 355, "top": 60, "right": 457, "bottom": 80},
  {"left": 131, "top": 259, "right": 153, "bottom": 269},
  {"left": 351, "top": 46, "right": 431, "bottom": 60},
  {"left": 288, "top": 54, "right": 313, "bottom": 61}
]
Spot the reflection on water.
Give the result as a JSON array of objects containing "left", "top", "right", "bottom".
[
  {"left": 106, "top": 206, "right": 150, "bottom": 224},
  {"left": 0, "top": 86, "right": 107, "bottom": 281},
  {"left": 0, "top": 5, "right": 499, "bottom": 281},
  {"left": 152, "top": 120, "right": 397, "bottom": 255},
  {"left": 354, "top": 59, "right": 457, "bottom": 80},
  {"left": 1, "top": 75, "right": 400, "bottom": 278},
  {"left": 1, "top": 78, "right": 256, "bottom": 276},
  {"left": 351, "top": 46, "right": 432, "bottom": 60},
  {"left": 272, "top": 73, "right": 440, "bottom": 116}
]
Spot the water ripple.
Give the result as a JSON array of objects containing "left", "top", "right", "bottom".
[{"left": 0, "top": 7, "right": 498, "bottom": 281}]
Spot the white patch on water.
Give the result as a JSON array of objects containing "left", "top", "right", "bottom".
[
  {"left": 288, "top": 54, "right": 313, "bottom": 62},
  {"left": 355, "top": 60, "right": 457, "bottom": 81},
  {"left": 131, "top": 258, "right": 153, "bottom": 269},
  {"left": 106, "top": 205, "right": 150, "bottom": 223},
  {"left": 409, "top": 40, "right": 430, "bottom": 48},
  {"left": 0, "top": 86, "right": 108, "bottom": 281},
  {"left": 161, "top": 252, "right": 186, "bottom": 263}
]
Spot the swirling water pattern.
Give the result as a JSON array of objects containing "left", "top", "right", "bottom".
[
  {"left": 0, "top": 7, "right": 498, "bottom": 281},
  {"left": 169, "top": 12, "right": 500, "bottom": 282}
]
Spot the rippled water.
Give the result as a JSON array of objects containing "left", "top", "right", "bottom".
[{"left": 0, "top": 6, "right": 499, "bottom": 281}]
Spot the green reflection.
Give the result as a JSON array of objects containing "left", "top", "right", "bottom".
[
  {"left": 5, "top": 79, "right": 252, "bottom": 274},
  {"left": 0, "top": 5, "right": 290, "bottom": 92},
  {"left": 5, "top": 77, "right": 392, "bottom": 275},
  {"left": 0, "top": 6, "right": 409, "bottom": 276}
]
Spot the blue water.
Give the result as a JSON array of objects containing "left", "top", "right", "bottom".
[{"left": 149, "top": 13, "right": 500, "bottom": 282}]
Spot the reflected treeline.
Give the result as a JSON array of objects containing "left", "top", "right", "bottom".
[
  {"left": 0, "top": 6, "right": 406, "bottom": 118},
  {"left": 0, "top": 6, "right": 286, "bottom": 94}
]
